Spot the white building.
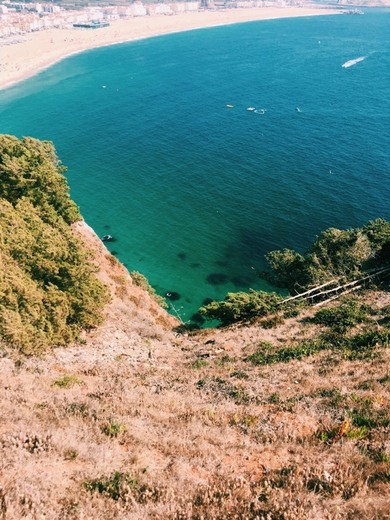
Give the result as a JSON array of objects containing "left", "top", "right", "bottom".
[{"left": 129, "top": 2, "right": 147, "bottom": 16}]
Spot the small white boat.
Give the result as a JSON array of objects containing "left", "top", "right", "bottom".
[
  {"left": 246, "top": 107, "right": 256, "bottom": 111},
  {"left": 342, "top": 56, "right": 367, "bottom": 68}
]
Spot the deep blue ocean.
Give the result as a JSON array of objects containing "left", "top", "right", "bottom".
[{"left": 1, "top": 9, "right": 389, "bottom": 324}]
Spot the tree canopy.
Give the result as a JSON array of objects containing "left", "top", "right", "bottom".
[
  {"left": 0, "top": 134, "right": 80, "bottom": 224},
  {"left": 0, "top": 135, "right": 109, "bottom": 354},
  {"left": 266, "top": 219, "right": 390, "bottom": 292}
]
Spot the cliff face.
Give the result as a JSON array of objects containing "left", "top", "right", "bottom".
[{"left": 71, "top": 219, "right": 180, "bottom": 355}]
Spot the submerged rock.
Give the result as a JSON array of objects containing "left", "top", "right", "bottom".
[
  {"left": 165, "top": 291, "right": 181, "bottom": 301},
  {"left": 206, "top": 273, "right": 228, "bottom": 285}
]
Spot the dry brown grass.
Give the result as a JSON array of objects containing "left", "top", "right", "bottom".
[{"left": 0, "top": 224, "right": 389, "bottom": 519}]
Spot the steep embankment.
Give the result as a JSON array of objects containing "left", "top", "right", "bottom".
[
  {"left": 0, "top": 135, "right": 389, "bottom": 519},
  {"left": 0, "top": 213, "right": 389, "bottom": 518}
]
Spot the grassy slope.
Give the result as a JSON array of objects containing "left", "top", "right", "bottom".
[{"left": 0, "top": 223, "right": 389, "bottom": 519}]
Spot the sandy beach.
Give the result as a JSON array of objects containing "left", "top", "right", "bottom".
[{"left": 0, "top": 7, "right": 338, "bottom": 90}]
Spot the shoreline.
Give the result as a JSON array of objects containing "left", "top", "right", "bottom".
[{"left": 0, "top": 7, "right": 339, "bottom": 91}]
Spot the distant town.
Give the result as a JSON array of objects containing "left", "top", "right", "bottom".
[
  {"left": 0, "top": 0, "right": 387, "bottom": 39},
  {"left": 0, "top": 0, "right": 333, "bottom": 39}
]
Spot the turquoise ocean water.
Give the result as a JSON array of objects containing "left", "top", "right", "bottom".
[{"left": 1, "top": 9, "right": 389, "bottom": 324}]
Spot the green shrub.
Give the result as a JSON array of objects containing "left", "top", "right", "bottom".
[
  {"left": 283, "top": 300, "right": 307, "bottom": 318},
  {"left": 344, "top": 330, "right": 389, "bottom": 360},
  {"left": 260, "top": 315, "right": 284, "bottom": 329},
  {"left": 130, "top": 271, "right": 167, "bottom": 309},
  {"left": 190, "top": 359, "right": 208, "bottom": 369},
  {"left": 84, "top": 471, "right": 138, "bottom": 501},
  {"left": 244, "top": 326, "right": 388, "bottom": 367},
  {"left": 101, "top": 420, "right": 127, "bottom": 438},
  {"left": 246, "top": 340, "right": 325, "bottom": 366},
  {"left": 345, "top": 426, "right": 369, "bottom": 440},
  {"left": 197, "top": 218, "right": 389, "bottom": 326},
  {"left": 199, "top": 290, "right": 282, "bottom": 325},
  {"left": 311, "top": 299, "right": 370, "bottom": 332},
  {"left": 52, "top": 375, "right": 82, "bottom": 388},
  {"left": 64, "top": 449, "right": 79, "bottom": 460}
]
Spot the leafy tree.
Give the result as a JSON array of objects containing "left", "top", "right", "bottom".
[
  {"left": 265, "top": 248, "right": 308, "bottom": 291},
  {"left": 0, "top": 135, "right": 109, "bottom": 354},
  {"left": 0, "top": 134, "right": 80, "bottom": 224},
  {"left": 306, "top": 227, "right": 371, "bottom": 282},
  {"left": 364, "top": 218, "right": 390, "bottom": 247},
  {"left": 267, "top": 219, "right": 390, "bottom": 292},
  {"left": 363, "top": 218, "right": 390, "bottom": 266}
]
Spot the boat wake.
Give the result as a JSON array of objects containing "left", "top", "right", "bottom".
[{"left": 342, "top": 55, "right": 367, "bottom": 68}]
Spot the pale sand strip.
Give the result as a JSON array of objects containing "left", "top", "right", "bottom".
[{"left": 0, "top": 7, "right": 338, "bottom": 90}]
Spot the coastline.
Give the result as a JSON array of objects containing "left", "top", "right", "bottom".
[{"left": 0, "top": 7, "right": 338, "bottom": 91}]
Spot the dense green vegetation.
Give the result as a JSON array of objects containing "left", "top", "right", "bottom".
[
  {"left": 245, "top": 328, "right": 389, "bottom": 366},
  {"left": 266, "top": 219, "right": 390, "bottom": 292},
  {"left": 199, "top": 290, "right": 282, "bottom": 325},
  {"left": 0, "top": 135, "right": 109, "bottom": 354},
  {"left": 309, "top": 299, "right": 371, "bottom": 332},
  {"left": 200, "top": 219, "right": 390, "bottom": 325},
  {"left": 0, "top": 135, "right": 80, "bottom": 225}
]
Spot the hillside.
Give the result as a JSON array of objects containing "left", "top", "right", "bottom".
[{"left": 0, "top": 136, "right": 389, "bottom": 518}]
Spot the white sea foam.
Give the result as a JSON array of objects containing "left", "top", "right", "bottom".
[{"left": 342, "top": 55, "right": 367, "bottom": 68}]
